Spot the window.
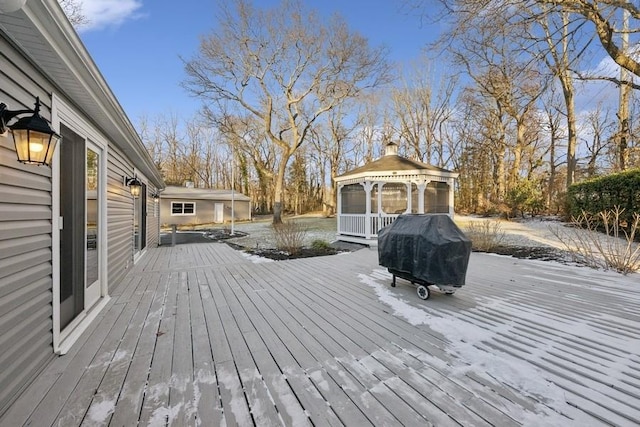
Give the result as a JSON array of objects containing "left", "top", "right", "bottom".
[
  {"left": 341, "top": 184, "right": 366, "bottom": 214},
  {"left": 171, "top": 201, "right": 196, "bottom": 216},
  {"left": 425, "top": 182, "right": 449, "bottom": 213},
  {"left": 380, "top": 183, "right": 407, "bottom": 214}
]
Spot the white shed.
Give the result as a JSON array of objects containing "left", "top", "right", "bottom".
[{"left": 160, "top": 185, "right": 251, "bottom": 226}]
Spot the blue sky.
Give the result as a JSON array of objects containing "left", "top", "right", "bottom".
[{"left": 77, "top": 0, "right": 442, "bottom": 125}]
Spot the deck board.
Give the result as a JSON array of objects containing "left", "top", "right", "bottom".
[
  {"left": 2, "top": 243, "right": 639, "bottom": 426},
  {"left": 137, "top": 271, "right": 180, "bottom": 425}
]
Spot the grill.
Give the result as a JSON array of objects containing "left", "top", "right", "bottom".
[{"left": 378, "top": 214, "right": 472, "bottom": 300}]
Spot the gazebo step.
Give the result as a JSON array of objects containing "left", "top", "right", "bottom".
[{"left": 336, "top": 235, "right": 378, "bottom": 247}]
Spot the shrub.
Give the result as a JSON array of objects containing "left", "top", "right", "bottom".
[
  {"left": 551, "top": 206, "right": 640, "bottom": 275},
  {"left": 272, "top": 220, "right": 307, "bottom": 256},
  {"left": 505, "top": 178, "right": 546, "bottom": 218},
  {"left": 463, "top": 220, "right": 505, "bottom": 252},
  {"left": 566, "top": 169, "right": 640, "bottom": 230},
  {"left": 311, "top": 239, "right": 332, "bottom": 251}
]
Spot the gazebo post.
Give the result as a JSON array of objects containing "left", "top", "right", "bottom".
[
  {"left": 361, "top": 181, "right": 373, "bottom": 239},
  {"left": 376, "top": 182, "right": 383, "bottom": 235},
  {"left": 448, "top": 180, "right": 455, "bottom": 217},
  {"left": 337, "top": 183, "right": 343, "bottom": 235},
  {"left": 405, "top": 182, "right": 412, "bottom": 213},
  {"left": 417, "top": 181, "right": 427, "bottom": 214}
]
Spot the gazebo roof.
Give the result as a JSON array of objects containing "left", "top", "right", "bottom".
[
  {"left": 336, "top": 142, "right": 455, "bottom": 181},
  {"left": 337, "top": 154, "right": 451, "bottom": 178}
]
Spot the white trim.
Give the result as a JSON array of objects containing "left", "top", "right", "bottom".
[
  {"left": 335, "top": 169, "right": 458, "bottom": 185},
  {"left": 51, "top": 96, "right": 61, "bottom": 350},
  {"left": 57, "top": 296, "right": 111, "bottom": 355},
  {"left": 134, "top": 248, "right": 147, "bottom": 265},
  {"left": 51, "top": 94, "right": 110, "bottom": 353},
  {"left": 84, "top": 140, "right": 105, "bottom": 307}
]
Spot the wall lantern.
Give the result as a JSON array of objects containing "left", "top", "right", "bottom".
[
  {"left": 124, "top": 176, "right": 142, "bottom": 197},
  {"left": 0, "top": 97, "right": 61, "bottom": 166},
  {"left": 152, "top": 192, "right": 160, "bottom": 203}
]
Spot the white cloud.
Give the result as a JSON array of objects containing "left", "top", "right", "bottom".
[
  {"left": 75, "top": 0, "right": 144, "bottom": 32},
  {"left": 585, "top": 55, "right": 619, "bottom": 78}
]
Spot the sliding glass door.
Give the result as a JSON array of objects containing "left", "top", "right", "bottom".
[{"left": 59, "top": 125, "right": 103, "bottom": 329}]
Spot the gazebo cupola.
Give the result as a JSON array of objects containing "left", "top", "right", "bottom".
[{"left": 334, "top": 141, "right": 459, "bottom": 245}]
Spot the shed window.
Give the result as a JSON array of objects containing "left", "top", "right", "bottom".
[{"left": 171, "top": 202, "right": 196, "bottom": 216}]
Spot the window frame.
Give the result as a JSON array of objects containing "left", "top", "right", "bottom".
[{"left": 170, "top": 201, "right": 197, "bottom": 216}]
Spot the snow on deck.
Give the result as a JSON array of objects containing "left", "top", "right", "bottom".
[{"left": 2, "top": 243, "right": 639, "bottom": 426}]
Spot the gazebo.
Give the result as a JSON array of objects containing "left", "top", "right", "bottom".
[{"left": 334, "top": 142, "right": 459, "bottom": 245}]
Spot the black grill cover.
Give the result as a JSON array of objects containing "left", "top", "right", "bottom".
[{"left": 378, "top": 214, "right": 472, "bottom": 287}]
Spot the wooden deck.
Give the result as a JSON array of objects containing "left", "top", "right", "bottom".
[{"left": 2, "top": 243, "right": 639, "bottom": 426}]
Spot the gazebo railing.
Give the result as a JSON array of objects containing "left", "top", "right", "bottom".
[
  {"left": 338, "top": 213, "right": 400, "bottom": 238},
  {"left": 371, "top": 214, "right": 399, "bottom": 235},
  {"left": 339, "top": 214, "right": 367, "bottom": 236}
]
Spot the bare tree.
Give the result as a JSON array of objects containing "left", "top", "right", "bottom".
[
  {"left": 310, "top": 102, "right": 361, "bottom": 216},
  {"left": 541, "top": 94, "right": 566, "bottom": 212},
  {"left": 390, "top": 58, "right": 457, "bottom": 167},
  {"left": 582, "top": 102, "right": 616, "bottom": 177},
  {"left": 58, "top": 0, "right": 89, "bottom": 27},
  {"left": 541, "top": 0, "right": 640, "bottom": 78},
  {"left": 352, "top": 93, "right": 386, "bottom": 166},
  {"left": 410, "top": 0, "right": 640, "bottom": 77},
  {"left": 183, "top": 0, "right": 391, "bottom": 223},
  {"left": 409, "top": 0, "right": 640, "bottom": 186},
  {"left": 209, "top": 110, "right": 279, "bottom": 214},
  {"left": 449, "top": 19, "right": 545, "bottom": 202},
  {"left": 453, "top": 88, "right": 495, "bottom": 212}
]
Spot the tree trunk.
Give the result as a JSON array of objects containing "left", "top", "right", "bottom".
[
  {"left": 494, "top": 142, "right": 507, "bottom": 202},
  {"left": 561, "top": 74, "right": 576, "bottom": 188},
  {"left": 272, "top": 156, "right": 289, "bottom": 225},
  {"left": 273, "top": 202, "right": 283, "bottom": 225},
  {"left": 547, "top": 123, "right": 557, "bottom": 211},
  {"left": 509, "top": 120, "right": 525, "bottom": 188}
]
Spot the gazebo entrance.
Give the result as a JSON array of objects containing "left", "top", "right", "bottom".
[{"left": 335, "top": 142, "right": 458, "bottom": 244}]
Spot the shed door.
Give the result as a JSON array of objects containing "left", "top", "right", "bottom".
[{"left": 214, "top": 203, "right": 224, "bottom": 223}]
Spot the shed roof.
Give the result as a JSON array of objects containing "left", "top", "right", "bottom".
[{"left": 162, "top": 186, "right": 250, "bottom": 202}]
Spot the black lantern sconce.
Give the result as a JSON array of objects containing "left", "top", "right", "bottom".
[
  {"left": 0, "top": 97, "right": 61, "bottom": 166},
  {"left": 124, "top": 176, "right": 142, "bottom": 197},
  {"left": 152, "top": 192, "right": 160, "bottom": 203}
]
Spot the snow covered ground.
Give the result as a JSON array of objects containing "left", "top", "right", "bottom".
[{"left": 217, "top": 214, "right": 571, "bottom": 250}]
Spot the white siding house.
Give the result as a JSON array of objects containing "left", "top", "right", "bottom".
[{"left": 0, "top": 0, "right": 164, "bottom": 416}]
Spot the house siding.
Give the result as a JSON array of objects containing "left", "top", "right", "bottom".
[
  {"left": 1, "top": 16, "right": 163, "bottom": 416},
  {"left": 0, "top": 34, "right": 57, "bottom": 416},
  {"left": 106, "top": 143, "right": 161, "bottom": 292},
  {"left": 147, "top": 194, "right": 159, "bottom": 247},
  {"left": 106, "top": 142, "right": 137, "bottom": 292}
]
